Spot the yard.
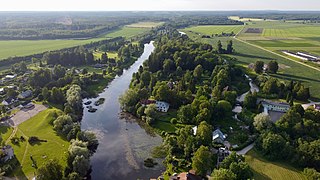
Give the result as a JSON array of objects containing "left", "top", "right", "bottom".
[
  {"left": 245, "top": 150, "right": 306, "bottom": 180},
  {"left": 3, "top": 108, "right": 69, "bottom": 179}
]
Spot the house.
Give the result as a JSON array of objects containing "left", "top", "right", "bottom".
[
  {"left": 0, "top": 88, "right": 5, "bottom": 95},
  {"left": 212, "top": 129, "right": 227, "bottom": 144},
  {"left": 192, "top": 126, "right": 197, "bottom": 136},
  {"left": 217, "top": 147, "right": 230, "bottom": 167},
  {"left": 18, "top": 90, "right": 32, "bottom": 99},
  {"left": 314, "top": 104, "right": 320, "bottom": 111},
  {"left": 5, "top": 74, "right": 17, "bottom": 80},
  {"left": 140, "top": 99, "right": 156, "bottom": 106},
  {"left": 156, "top": 101, "right": 170, "bottom": 112},
  {"left": 0, "top": 145, "right": 14, "bottom": 162},
  {"left": 1, "top": 97, "right": 16, "bottom": 106},
  {"left": 170, "top": 170, "right": 202, "bottom": 180},
  {"left": 261, "top": 100, "right": 290, "bottom": 113}
]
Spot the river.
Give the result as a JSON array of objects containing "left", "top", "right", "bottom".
[{"left": 81, "top": 41, "right": 164, "bottom": 180}]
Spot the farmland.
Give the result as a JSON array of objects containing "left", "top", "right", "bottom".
[
  {"left": 183, "top": 25, "right": 243, "bottom": 35},
  {"left": 245, "top": 150, "right": 306, "bottom": 180},
  {"left": 125, "top": 21, "right": 164, "bottom": 28},
  {"left": 0, "top": 22, "right": 157, "bottom": 61},
  {"left": 182, "top": 27, "right": 320, "bottom": 99},
  {"left": 3, "top": 108, "right": 69, "bottom": 178}
]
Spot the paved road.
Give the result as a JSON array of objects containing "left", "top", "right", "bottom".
[
  {"left": 237, "top": 143, "right": 254, "bottom": 155},
  {"left": 10, "top": 104, "right": 47, "bottom": 126}
]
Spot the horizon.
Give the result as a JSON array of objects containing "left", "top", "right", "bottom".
[{"left": 1, "top": 0, "right": 320, "bottom": 11}]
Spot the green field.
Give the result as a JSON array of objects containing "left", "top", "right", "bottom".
[
  {"left": 104, "top": 27, "right": 150, "bottom": 39},
  {"left": 0, "top": 126, "right": 13, "bottom": 144},
  {"left": 3, "top": 108, "right": 69, "bottom": 179},
  {"left": 182, "top": 29, "right": 320, "bottom": 99},
  {"left": 183, "top": 25, "right": 243, "bottom": 35},
  {"left": 246, "top": 150, "right": 306, "bottom": 180},
  {"left": 126, "top": 21, "right": 164, "bottom": 28},
  {"left": 93, "top": 51, "right": 118, "bottom": 60},
  {"left": 0, "top": 22, "right": 156, "bottom": 61}
]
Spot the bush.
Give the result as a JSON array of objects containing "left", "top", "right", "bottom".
[{"left": 170, "top": 118, "right": 177, "bottom": 124}]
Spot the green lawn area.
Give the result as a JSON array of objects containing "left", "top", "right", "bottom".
[
  {"left": 4, "top": 108, "right": 69, "bottom": 179},
  {"left": 104, "top": 27, "right": 150, "bottom": 39},
  {"left": 183, "top": 25, "right": 243, "bottom": 35},
  {"left": 93, "top": 51, "right": 118, "bottom": 60},
  {"left": 125, "top": 21, "right": 164, "bottom": 28},
  {"left": 153, "top": 110, "right": 181, "bottom": 133},
  {"left": 245, "top": 150, "right": 306, "bottom": 180},
  {"left": 0, "top": 126, "right": 13, "bottom": 144},
  {"left": 182, "top": 30, "right": 320, "bottom": 99}
]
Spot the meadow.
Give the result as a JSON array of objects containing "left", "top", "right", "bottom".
[
  {"left": 245, "top": 150, "right": 306, "bottom": 180},
  {"left": 0, "top": 22, "right": 156, "bottom": 61},
  {"left": 3, "top": 108, "right": 69, "bottom": 179},
  {"left": 182, "top": 30, "right": 320, "bottom": 99},
  {"left": 125, "top": 21, "right": 164, "bottom": 28},
  {"left": 183, "top": 25, "right": 243, "bottom": 35}
]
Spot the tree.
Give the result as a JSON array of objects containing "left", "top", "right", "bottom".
[
  {"left": 229, "top": 162, "right": 252, "bottom": 180},
  {"left": 154, "top": 84, "right": 171, "bottom": 102},
  {"left": 193, "top": 65, "right": 203, "bottom": 80},
  {"left": 140, "top": 71, "right": 151, "bottom": 87},
  {"left": 226, "top": 40, "right": 233, "bottom": 54},
  {"left": 211, "top": 168, "right": 236, "bottom": 180},
  {"left": 72, "top": 155, "right": 90, "bottom": 177},
  {"left": 196, "top": 121, "right": 213, "bottom": 146},
  {"left": 253, "top": 113, "right": 273, "bottom": 132},
  {"left": 50, "top": 87, "right": 65, "bottom": 104},
  {"left": 36, "top": 159, "right": 63, "bottom": 180},
  {"left": 267, "top": 60, "right": 279, "bottom": 74},
  {"left": 256, "top": 132, "right": 289, "bottom": 160},
  {"left": 53, "top": 115, "right": 73, "bottom": 136},
  {"left": 144, "top": 104, "right": 157, "bottom": 119},
  {"left": 217, "top": 40, "right": 224, "bottom": 54},
  {"left": 216, "top": 100, "right": 232, "bottom": 119},
  {"left": 243, "top": 92, "right": 257, "bottom": 110},
  {"left": 66, "top": 85, "right": 82, "bottom": 113},
  {"left": 85, "top": 52, "right": 94, "bottom": 64},
  {"left": 42, "top": 87, "right": 50, "bottom": 101},
  {"left": 77, "top": 131, "right": 99, "bottom": 154},
  {"left": 119, "top": 89, "right": 140, "bottom": 113},
  {"left": 224, "top": 91, "right": 237, "bottom": 106},
  {"left": 177, "top": 104, "right": 194, "bottom": 124},
  {"left": 192, "top": 146, "right": 212, "bottom": 176},
  {"left": 303, "top": 168, "right": 320, "bottom": 180},
  {"left": 101, "top": 52, "right": 108, "bottom": 63},
  {"left": 254, "top": 61, "right": 264, "bottom": 74},
  {"left": 53, "top": 65, "right": 66, "bottom": 80}
]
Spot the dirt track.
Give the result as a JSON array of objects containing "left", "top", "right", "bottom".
[{"left": 10, "top": 104, "right": 47, "bottom": 126}]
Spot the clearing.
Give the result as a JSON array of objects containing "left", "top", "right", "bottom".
[
  {"left": 3, "top": 108, "right": 68, "bottom": 179},
  {"left": 245, "top": 150, "right": 306, "bottom": 180},
  {"left": 183, "top": 25, "right": 243, "bottom": 36},
  {"left": 125, "top": 21, "right": 164, "bottom": 28}
]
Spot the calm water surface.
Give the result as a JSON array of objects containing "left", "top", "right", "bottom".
[{"left": 81, "top": 42, "right": 164, "bottom": 180}]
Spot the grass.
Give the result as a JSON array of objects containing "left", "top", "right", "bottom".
[
  {"left": 153, "top": 110, "right": 180, "bottom": 133},
  {"left": 125, "top": 21, "right": 164, "bottom": 28},
  {"left": 0, "top": 21, "right": 156, "bottom": 61},
  {"left": 104, "top": 27, "right": 150, "bottom": 39},
  {"left": 0, "top": 126, "right": 13, "bottom": 144},
  {"left": 182, "top": 29, "right": 320, "bottom": 99},
  {"left": 4, "top": 108, "right": 69, "bottom": 179},
  {"left": 245, "top": 150, "right": 306, "bottom": 180},
  {"left": 183, "top": 25, "right": 243, "bottom": 35},
  {"left": 93, "top": 51, "right": 118, "bottom": 60}
]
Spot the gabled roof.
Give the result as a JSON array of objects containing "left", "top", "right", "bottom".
[{"left": 212, "top": 129, "right": 226, "bottom": 141}]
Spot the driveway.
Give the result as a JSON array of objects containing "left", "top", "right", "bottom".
[
  {"left": 9, "top": 104, "right": 47, "bottom": 126},
  {"left": 237, "top": 143, "right": 254, "bottom": 155}
]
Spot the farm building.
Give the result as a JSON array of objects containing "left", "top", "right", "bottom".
[
  {"left": 261, "top": 100, "right": 290, "bottom": 113},
  {"left": 297, "top": 52, "right": 320, "bottom": 61},
  {"left": 155, "top": 101, "right": 170, "bottom": 112},
  {"left": 212, "top": 129, "right": 227, "bottom": 144}
]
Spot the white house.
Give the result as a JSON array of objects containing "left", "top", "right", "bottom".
[
  {"left": 1, "top": 98, "right": 15, "bottom": 106},
  {"left": 192, "top": 126, "right": 197, "bottom": 136},
  {"left": 261, "top": 100, "right": 290, "bottom": 113},
  {"left": 155, "top": 101, "right": 170, "bottom": 112},
  {"left": 212, "top": 129, "right": 227, "bottom": 144},
  {"left": 0, "top": 88, "right": 5, "bottom": 95}
]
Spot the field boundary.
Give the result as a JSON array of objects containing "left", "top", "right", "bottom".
[{"left": 234, "top": 37, "right": 320, "bottom": 72}]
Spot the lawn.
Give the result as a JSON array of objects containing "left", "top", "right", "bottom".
[
  {"left": 4, "top": 108, "right": 69, "bottom": 179},
  {"left": 245, "top": 150, "right": 306, "bottom": 180},
  {"left": 93, "top": 51, "right": 118, "bottom": 60},
  {"left": 183, "top": 25, "right": 243, "bottom": 36},
  {"left": 0, "top": 126, "right": 13, "bottom": 144}
]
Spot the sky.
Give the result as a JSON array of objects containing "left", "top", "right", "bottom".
[{"left": 0, "top": 0, "right": 319, "bottom": 11}]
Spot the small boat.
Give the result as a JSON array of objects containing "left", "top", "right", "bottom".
[
  {"left": 84, "top": 101, "right": 92, "bottom": 105},
  {"left": 94, "top": 98, "right": 105, "bottom": 106}
]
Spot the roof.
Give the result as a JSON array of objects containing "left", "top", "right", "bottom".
[
  {"left": 5, "top": 74, "right": 16, "bottom": 79},
  {"left": 261, "top": 100, "right": 290, "bottom": 108},
  {"left": 156, "top": 101, "right": 170, "bottom": 107},
  {"left": 212, "top": 129, "right": 226, "bottom": 141},
  {"left": 192, "top": 126, "right": 197, "bottom": 136},
  {"left": 18, "top": 90, "right": 32, "bottom": 99}
]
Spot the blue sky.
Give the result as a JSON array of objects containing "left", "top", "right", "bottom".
[{"left": 0, "top": 0, "right": 319, "bottom": 11}]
